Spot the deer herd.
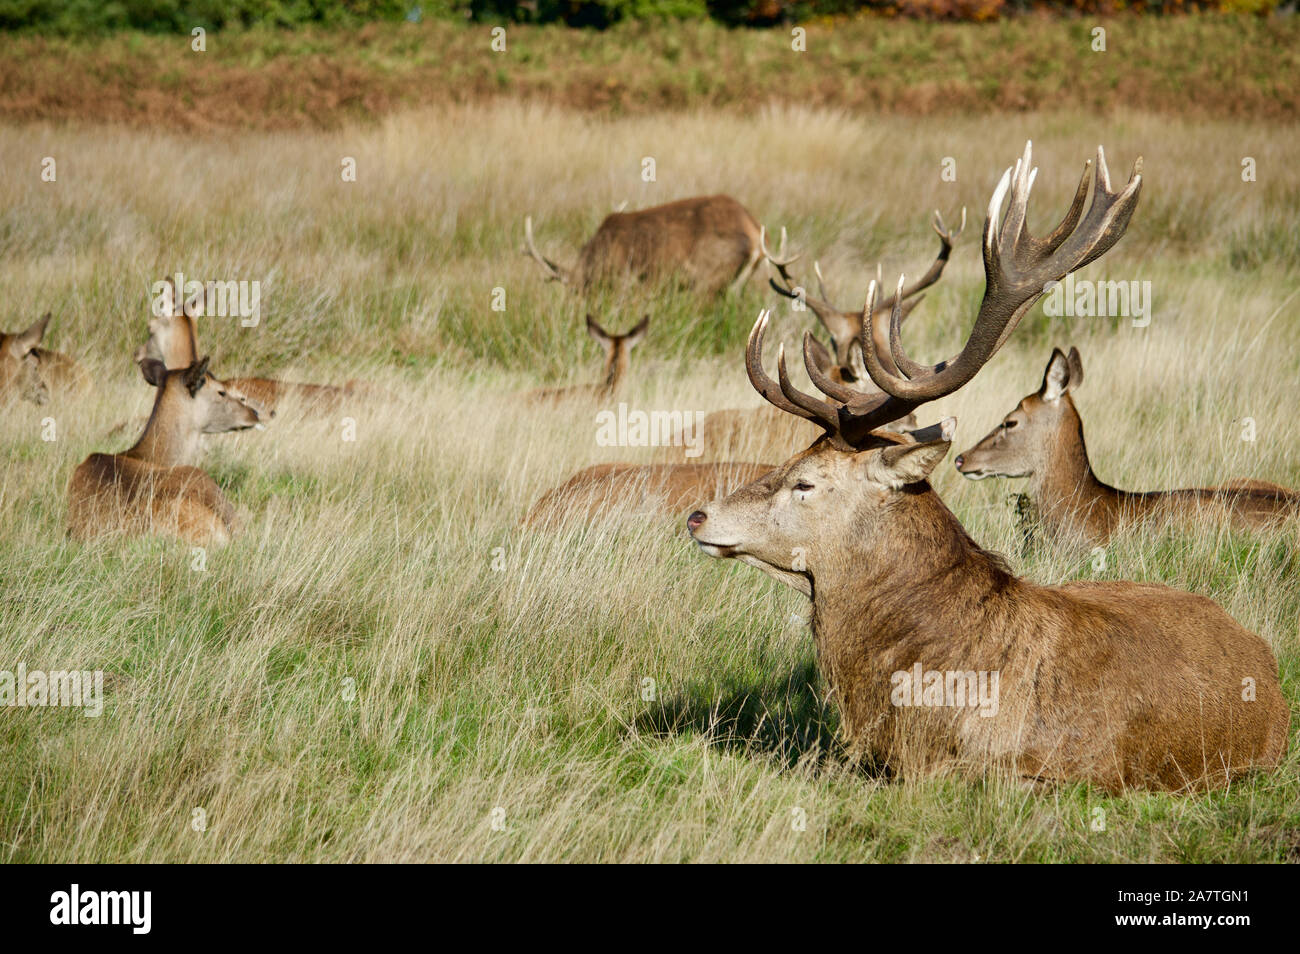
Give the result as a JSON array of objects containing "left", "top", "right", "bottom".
[{"left": 6, "top": 140, "right": 1294, "bottom": 794}]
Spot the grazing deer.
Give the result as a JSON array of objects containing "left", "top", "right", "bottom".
[
  {"left": 686, "top": 143, "right": 1288, "bottom": 792},
  {"left": 1, "top": 313, "right": 89, "bottom": 404},
  {"left": 525, "top": 461, "right": 774, "bottom": 526},
  {"left": 136, "top": 280, "right": 371, "bottom": 418},
  {"left": 68, "top": 357, "right": 261, "bottom": 545},
  {"left": 954, "top": 347, "right": 1300, "bottom": 544},
  {"left": 767, "top": 208, "right": 965, "bottom": 383},
  {"left": 524, "top": 195, "right": 790, "bottom": 295},
  {"left": 527, "top": 315, "right": 649, "bottom": 403}
]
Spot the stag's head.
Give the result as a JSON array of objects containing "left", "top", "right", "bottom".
[
  {"left": 1, "top": 313, "right": 52, "bottom": 405},
  {"left": 690, "top": 142, "right": 1142, "bottom": 595},
  {"left": 955, "top": 347, "right": 1085, "bottom": 481}
]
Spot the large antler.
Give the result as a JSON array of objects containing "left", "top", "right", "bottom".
[
  {"left": 768, "top": 208, "right": 965, "bottom": 370},
  {"left": 523, "top": 216, "right": 567, "bottom": 283},
  {"left": 750, "top": 141, "right": 1143, "bottom": 449}
]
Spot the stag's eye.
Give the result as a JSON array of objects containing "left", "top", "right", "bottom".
[
  {"left": 1003, "top": 420, "right": 1018, "bottom": 430},
  {"left": 793, "top": 481, "right": 815, "bottom": 493}
]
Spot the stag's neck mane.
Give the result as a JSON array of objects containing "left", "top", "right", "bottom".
[{"left": 810, "top": 483, "right": 1020, "bottom": 656}]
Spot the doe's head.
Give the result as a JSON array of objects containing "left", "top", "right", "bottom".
[
  {"left": 139, "top": 355, "right": 262, "bottom": 434},
  {"left": 955, "top": 346, "right": 1083, "bottom": 481},
  {"left": 1, "top": 313, "right": 52, "bottom": 405}
]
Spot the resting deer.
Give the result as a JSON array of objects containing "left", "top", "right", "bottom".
[
  {"left": 524, "top": 195, "right": 792, "bottom": 295},
  {"left": 686, "top": 143, "right": 1288, "bottom": 792},
  {"left": 68, "top": 357, "right": 261, "bottom": 545},
  {"left": 527, "top": 315, "right": 648, "bottom": 403},
  {"left": 525, "top": 461, "right": 774, "bottom": 526},
  {"left": 954, "top": 347, "right": 1300, "bottom": 544},
  {"left": 532, "top": 420, "right": 950, "bottom": 525},
  {"left": 1, "top": 312, "right": 89, "bottom": 404},
  {"left": 135, "top": 280, "right": 372, "bottom": 418}
]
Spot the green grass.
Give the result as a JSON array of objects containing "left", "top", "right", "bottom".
[{"left": 0, "top": 90, "right": 1298, "bottom": 860}]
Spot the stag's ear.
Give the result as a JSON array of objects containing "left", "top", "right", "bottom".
[
  {"left": 863, "top": 437, "right": 951, "bottom": 489},
  {"left": 586, "top": 314, "right": 613, "bottom": 350},
  {"left": 139, "top": 358, "right": 169, "bottom": 388},
  {"left": 183, "top": 356, "right": 211, "bottom": 397},
  {"left": 622, "top": 315, "right": 650, "bottom": 349},
  {"left": 1040, "top": 348, "right": 1076, "bottom": 401},
  {"left": 11, "top": 312, "right": 51, "bottom": 355}
]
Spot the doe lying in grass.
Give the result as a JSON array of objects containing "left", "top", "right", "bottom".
[
  {"left": 67, "top": 357, "right": 261, "bottom": 546},
  {"left": 954, "top": 346, "right": 1300, "bottom": 545},
  {"left": 0, "top": 312, "right": 89, "bottom": 405}
]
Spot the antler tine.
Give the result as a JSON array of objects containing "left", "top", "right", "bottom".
[
  {"left": 759, "top": 225, "right": 801, "bottom": 283},
  {"left": 813, "top": 261, "right": 836, "bottom": 307},
  {"left": 856, "top": 141, "right": 1142, "bottom": 408},
  {"left": 885, "top": 274, "right": 932, "bottom": 381},
  {"left": 874, "top": 207, "right": 965, "bottom": 313},
  {"left": 523, "top": 216, "right": 564, "bottom": 283},
  {"left": 745, "top": 310, "right": 834, "bottom": 430},
  {"left": 1040, "top": 160, "right": 1091, "bottom": 256},
  {"left": 932, "top": 206, "right": 967, "bottom": 244},
  {"left": 802, "top": 331, "right": 862, "bottom": 404},
  {"left": 777, "top": 343, "right": 841, "bottom": 432}
]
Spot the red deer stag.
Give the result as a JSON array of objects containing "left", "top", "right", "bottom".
[
  {"left": 523, "top": 195, "right": 792, "bottom": 295},
  {"left": 954, "top": 347, "right": 1300, "bottom": 544},
  {"left": 68, "top": 357, "right": 261, "bottom": 545},
  {"left": 686, "top": 143, "right": 1288, "bottom": 792}
]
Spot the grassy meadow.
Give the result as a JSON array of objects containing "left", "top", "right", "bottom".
[{"left": 2, "top": 68, "right": 1300, "bottom": 860}]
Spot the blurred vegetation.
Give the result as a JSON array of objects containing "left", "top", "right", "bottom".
[{"left": 0, "top": 0, "right": 1287, "bottom": 34}]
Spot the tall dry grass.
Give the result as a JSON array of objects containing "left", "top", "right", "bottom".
[{"left": 0, "top": 103, "right": 1297, "bottom": 861}]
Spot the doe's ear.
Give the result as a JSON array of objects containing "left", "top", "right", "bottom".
[
  {"left": 865, "top": 438, "right": 951, "bottom": 489},
  {"left": 139, "top": 357, "right": 169, "bottom": 388},
  {"left": 183, "top": 283, "right": 205, "bottom": 319},
  {"left": 1040, "top": 347, "right": 1076, "bottom": 402},
  {"left": 1066, "top": 346, "right": 1084, "bottom": 388},
  {"left": 12, "top": 312, "right": 52, "bottom": 354},
  {"left": 183, "top": 356, "right": 211, "bottom": 397},
  {"left": 622, "top": 315, "right": 650, "bottom": 349},
  {"left": 585, "top": 314, "right": 612, "bottom": 349}
]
